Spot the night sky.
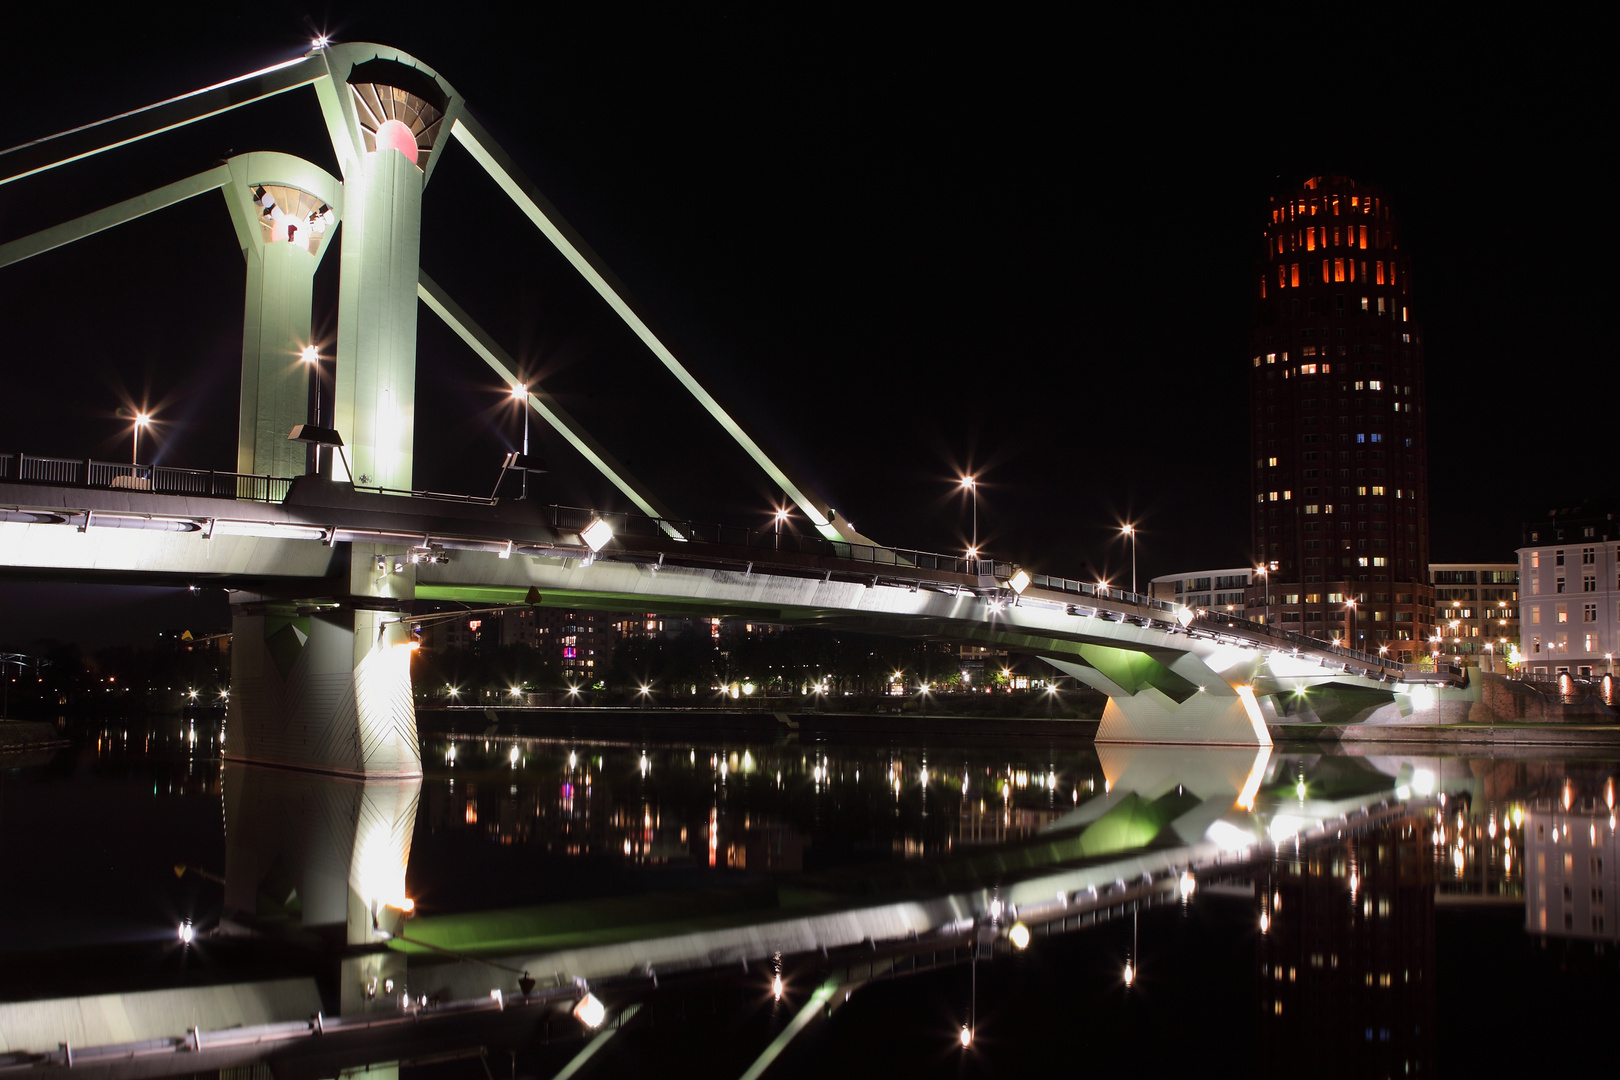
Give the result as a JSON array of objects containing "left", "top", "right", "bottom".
[{"left": 0, "top": 9, "right": 1608, "bottom": 646}]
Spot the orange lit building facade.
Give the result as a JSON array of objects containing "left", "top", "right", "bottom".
[{"left": 1246, "top": 176, "right": 1432, "bottom": 659}]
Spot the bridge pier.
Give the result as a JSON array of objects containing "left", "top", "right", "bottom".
[
  {"left": 1042, "top": 651, "right": 1272, "bottom": 746},
  {"left": 224, "top": 543, "right": 421, "bottom": 777}
]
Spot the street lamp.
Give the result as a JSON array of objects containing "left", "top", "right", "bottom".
[
  {"left": 1255, "top": 565, "right": 1269, "bottom": 629},
  {"left": 1121, "top": 524, "right": 1137, "bottom": 597},
  {"left": 301, "top": 345, "right": 321, "bottom": 473},
  {"left": 1345, "top": 597, "right": 1358, "bottom": 651},
  {"left": 132, "top": 412, "right": 151, "bottom": 468},
  {"left": 511, "top": 382, "right": 530, "bottom": 500},
  {"left": 774, "top": 507, "right": 788, "bottom": 550},
  {"left": 960, "top": 475, "right": 978, "bottom": 569}
]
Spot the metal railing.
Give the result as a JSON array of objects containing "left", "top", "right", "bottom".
[{"left": 0, "top": 453, "right": 291, "bottom": 502}]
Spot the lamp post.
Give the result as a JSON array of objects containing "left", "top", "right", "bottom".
[
  {"left": 1122, "top": 524, "right": 1137, "bottom": 597},
  {"left": 774, "top": 508, "right": 787, "bottom": 550},
  {"left": 512, "top": 382, "right": 529, "bottom": 500},
  {"left": 1255, "top": 565, "right": 1269, "bottom": 630},
  {"left": 961, "top": 475, "right": 977, "bottom": 570},
  {"left": 301, "top": 345, "right": 320, "bottom": 474},
  {"left": 1345, "top": 597, "right": 1358, "bottom": 652},
  {"left": 132, "top": 412, "right": 151, "bottom": 469}
]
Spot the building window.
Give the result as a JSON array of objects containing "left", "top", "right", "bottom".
[
  {"left": 1557, "top": 605, "right": 1567, "bottom": 624},
  {"left": 1556, "top": 577, "right": 1566, "bottom": 594},
  {"left": 1555, "top": 550, "right": 1565, "bottom": 566},
  {"left": 1582, "top": 547, "right": 1596, "bottom": 564},
  {"left": 1585, "top": 576, "right": 1597, "bottom": 592},
  {"left": 1531, "top": 606, "right": 1540, "bottom": 625},
  {"left": 1584, "top": 604, "right": 1597, "bottom": 623}
]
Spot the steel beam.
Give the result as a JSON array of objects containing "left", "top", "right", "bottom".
[{"left": 447, "top": 114, "right": 874, "bottom": 545}]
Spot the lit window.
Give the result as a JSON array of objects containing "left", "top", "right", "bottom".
[
  {"left": 1372, "top": 557, "right": 1387, "bottom": 567},
  {"left": 1291, "top": 264, "right": 1299, "bottom": 287},
  {"left": 1557, "top": 605, "right": 1567, "bottom": 624},
  {"left": 1268, "top": 457, "right": 1278, "bottom": 467},
  {"left": 1305, "top": 504, "right": 1319, "bottom": 514},
  {"left": 1358, "top": 225, "right": 1367, "bottom": 249},
  {"left": 1334, "top": 258, "right": 1345, "bottom": 282},
  {"left": 1371, "top": 485, "right": 1385, "bottom": 495},
  {"left": 1354, "top": 381, "right": 1366, "bottom": 391},
  {"left": 1283, "top": 490, "right": 1292, "bottom": 500},
  {"left": 1358, "top": 557, "right": 1370, "bottom": 567},
  {"left": 1300, "top": 363, "right": 1317, "bottom": 374},
  {"left": 1368, "top": 380, "right": 1382, "bottom": 390},
  {"left": 1357, "top": 485, "right": 1369, "bottom": 495},
  {"left": 1266, "top": 352, "right": 1277, "bottom": 364},
  {"left": 1376, "top": 261, "right": 1386, "bottom": 285}
]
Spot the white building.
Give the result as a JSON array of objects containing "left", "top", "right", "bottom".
[
  {"left": 1517, "top": 503, "right": 1619, "bottom": 676},
  {"left": 1148, "top": 568, "right": 1254, "bottom": 613}
]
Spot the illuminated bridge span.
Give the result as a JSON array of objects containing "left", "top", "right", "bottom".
[{"left": 0, "top": 43, "right": 1464, "bottom": 775}]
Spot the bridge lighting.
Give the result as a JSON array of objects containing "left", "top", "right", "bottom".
[
  {"left": 581, "top": 517, "right": 613, "bottom": 553},
  {"left": 1008, "top": 922, "right": 1030, "bottom": 949},
  {"left": 1123, "top": 961, "right": 1134, "bottom": 986},
  {"left": 509, "top": 686, "right": 522, "bottom": 698},
  {"left": 639, "top": 684, "right": 652, "bottom": 696},
  {"left": 312, "top": 34, "right": 330, "bottom": 48},
  {"left": 573, "top": 992, "right": 606, "bottom": 1029},
  {"left": 960, "top": 1025, "right": 973, "bottom": 1049},
  {"left": 178, "top": 920, "right": 195, "bottom": 945},
  {"left": 509, "top": 745, "right": 520, "bottom": 764},
  {"left": 1006, "top": 569, "right": 1030, "bottom": 595}
]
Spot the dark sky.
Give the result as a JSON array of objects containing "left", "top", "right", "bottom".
[{"left": 0, "top": 8, "right": 1609, "bottom": 646}]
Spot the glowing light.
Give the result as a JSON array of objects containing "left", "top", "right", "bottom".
[
  {"left": 772, "top": 974, "right": 783, "bottom": 1000},
  {"left": 573, "top": 993, "right": 606, "bottom": 1029},
  {"left": 511, "top": 381, "right": 527, "bottom": 400},
  {"left": 375, "top": 119, "right": 419, "bottom": 165},
  {"left": 1259, "top": 911, "right": 1270, "bottom": 933},
  {"left": 1409, "top": 768, "right": 1435, "bottom": 796},
  {"left": 1123, "top": 961, "right": 1135, "bottom": 986},
  {"left": 581, "top": 518, "right": 614, "bottom": 553},
  {"left": 1009, "top": 923, "right": 1031, "bottom": 949},
  {"left": 1007, "top": 569, "right": 1031, "bottom": 595},
  {"left": 960, "top": 1025, "right": 973, "bottom": 1048},
  {"left": 135, "top": 413, "right": 151, "bottom": 427},
  {"left": 178, "top": 920, "right": 195, "bottom": 944},
  {"left": 509, "top": 686, "right": 522, "bottom": 698},
  {"left": 509, "top": 745, "right": 521, "bottom": 764},
  {"left": 1178, "top": 871, "right": 1196, "bottom": 899},
  {"left": 301, "top": 345, "right": 318, "bottom": 364}
]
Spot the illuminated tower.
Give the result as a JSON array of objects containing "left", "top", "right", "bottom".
[{"left": 1246, "top": 176, "right": 1432, "bottom": 660}]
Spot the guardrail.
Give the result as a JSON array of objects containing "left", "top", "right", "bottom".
[{"left": 0, "top": 453, "right": 291, "bottom": 502}]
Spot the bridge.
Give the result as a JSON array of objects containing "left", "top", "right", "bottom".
[{"left": 0, "top": 42, "right": 1464, "bottom": 778}]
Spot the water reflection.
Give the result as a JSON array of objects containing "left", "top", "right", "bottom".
[{"left": 6, "top": 721, "right": 1619, "bottom": 1076}]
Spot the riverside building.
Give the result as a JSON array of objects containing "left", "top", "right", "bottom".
[
  {"left": 1245, "top": 175, "right": 1433, "bottom": 660},
  {"left": 1517, "top": 503, "right": 1620, "bottom": 676}
]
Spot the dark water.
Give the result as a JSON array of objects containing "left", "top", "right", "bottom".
[{"left": 3, "top": 714, "right": 1617, "bottom": 1078}]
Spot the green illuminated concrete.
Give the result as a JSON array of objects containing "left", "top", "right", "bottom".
[{"left": 221, "top": 154, "right": 344, "bottom": 480}]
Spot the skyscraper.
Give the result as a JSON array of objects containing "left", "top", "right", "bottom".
[{"left": 1246, "top": 176, "right": 1432, "bottom": 660}]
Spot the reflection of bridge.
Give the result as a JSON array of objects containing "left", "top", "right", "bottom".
[
  {"left": 0, "top": 743, "right": 1445, "bottom": 1076},
  {"left": 0, "top": 42, "right": 1464, "bottom": 775}
]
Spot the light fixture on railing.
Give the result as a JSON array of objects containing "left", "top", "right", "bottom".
[
  {"left": 1004, "top": 568, "right": 1031, "bottom": 595},
  {"left": 581, "top": 518, "right": 613, "bottom": 553}
]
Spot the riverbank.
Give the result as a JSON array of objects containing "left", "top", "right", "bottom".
[
  {"left": 0, "top": 719, "right": 69, "bottom": 753},
  {"left": 417, "top": 707, "right": 1620, "bottom": 750},
  {"left": 1269, "top": 721, "right": 1620, "bottom": 749}
]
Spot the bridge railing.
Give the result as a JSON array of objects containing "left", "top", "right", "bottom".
[{"left": 0, "top": 453, "right": 291, "bottom": 502}]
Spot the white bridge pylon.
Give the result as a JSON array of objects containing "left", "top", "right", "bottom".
[{"left": 0, "top": 42, "right": 870, "bottom": 545}]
